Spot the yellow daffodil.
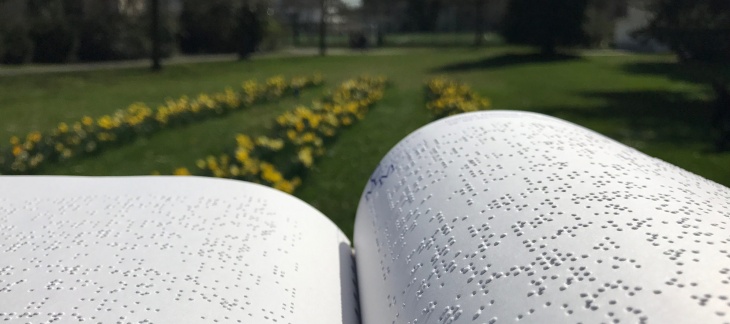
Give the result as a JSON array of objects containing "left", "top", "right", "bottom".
[
  {"left": 298, "top": 147, "right": 314, "bottom": 168},
  {"left": 12, "top": 145, "right": 23, "bottom": 157},
  {"left": 173, "top": 168, "right": 191, "bottom": 176}
]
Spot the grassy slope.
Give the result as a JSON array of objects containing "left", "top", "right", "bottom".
[{"left": 1, "top": 47, "right": 728, "bottom": 237}]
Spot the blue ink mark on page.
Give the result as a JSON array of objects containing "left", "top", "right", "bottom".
[{"left": 365, "top": 164, "right": 395, "bottom": 202}]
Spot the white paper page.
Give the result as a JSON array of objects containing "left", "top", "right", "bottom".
[
  {"left": 0, "top": 176, "right": 358, "bottom": 324},
  {"left": 354, "top": 111, "right": 730, "bottom": 324}
]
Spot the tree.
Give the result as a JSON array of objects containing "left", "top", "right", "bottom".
[
  {"left": 502, "top": 0, "right": 589, "bottom": 56},
  {"left": 362, "top": 0, "right": 390, "bottom": 46},
  {"left": 0, "top": 23, "right": 33, "bottom": 64},
  {"left": 405, "top": 0, "right": 441, "bottom": 32},
  {"left": 150, "top": 0, "right": 161, "bottom": 70},
  {"left": 279, "top": 0, "right": 320, "bottom": 47},
  {"left": 583, "top": 0, "right": 622, "bottom": 48},
  {"left": 178, "top": 0, "right": 238, "bottom": 54},
  {"left": 77, "top": 8, "right": 125, "bottom": 61},
  {"left": 473, "top": 0, "right": 487, "bottom": 46},
  {"left": 637, "top": 0, "right": 730, "bottom": 62},
  {"left": 27, "top": 0, "right": 75, "bottom": 63},
  {"left": 235, "top": 2, "right": 264, "bottom": 60},
  {"left": 319, "top": 0, "right": 327, "bottom": 56},
  {"left": 288, "top": 12, "right": 300, "bottom": 46},
  {"left": 77, "top": 0, "right": 158, "bottom": 62}
]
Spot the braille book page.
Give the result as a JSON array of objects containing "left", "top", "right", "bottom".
[
  {"left": 0, "top": 176, "right": 358, "bottom": 324},
  {"left": 354, "top": 111, "right": 730, "bottom": 324}
]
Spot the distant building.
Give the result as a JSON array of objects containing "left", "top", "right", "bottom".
[{"left": 277, "top": 0, "right": 352, "bottom": 32}]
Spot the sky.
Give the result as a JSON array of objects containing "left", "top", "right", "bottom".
[{"left": 341, "top": 0, "right": 362, "bottom": 8}]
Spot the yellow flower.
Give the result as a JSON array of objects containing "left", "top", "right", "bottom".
[
  {"left": 196, "top": 159, "right": 206, "bottom": 169},
  {"left": 235, "top": 149, "right": 249, "bottom": 163},
  {"left": 301, "top": 132, "right": 317, "bottom": 143},
  {"left": 256, "top": 136, "right": 284, "bottom": 150},
  {"left": 295, "top": 120, "right": 305, "bottom": 132},
  {"left": 190, "top": 102, "right": 202, "bottom": 113},
  {"left": 174, "top": 167, "right": 191, "bottom": 176},
  {"left": 426, "top": 77, "right": 490, "bottom": 116},
  {"left": 173, "top": 75, "right": 388, "bottom": 191},
  {"left": 260, "top": 162, "right": 283, "bottom": 183},
  {"left": 274, "top": 180, "right": 297, "bottom": 194},
  {"left": 97, "top": 116, "right": 115, "bottom": 130},
  {"left": 298, "top": 147, "right": 314, "bottom": 168},
  {"left": 12, "top": 145, "right": 23, "bottom": 157},
  {"left": 206, "top": 155, "right": 218, "bottom": 170},
  {"left": 28, "top": 154, "right": 43, "bottom": 167},
  {"left": 242, "top": 159, "right": 259, "bottom": 174},
  {"left": 287, "top": 130, "right": 297, "bottom": 141},
  {"left": 236, "top": 134, "right": 254, "bottom": 150},
  {"left": 481, "top": 98, "right": 491, "bottom": 108},
  {"left": 220, "top": 154, "right": 230, "bottom": 166},
  {"left": 27, "top": 132, "right": 42, "bottom": 143}
]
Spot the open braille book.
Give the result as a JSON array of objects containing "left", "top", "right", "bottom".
[{"left": 2, "top": 111, "right": 729, "bottom": 324}]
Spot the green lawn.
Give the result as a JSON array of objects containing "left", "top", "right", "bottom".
[{"left": 1, "top": 47, "right": 728, "bottom": 237}]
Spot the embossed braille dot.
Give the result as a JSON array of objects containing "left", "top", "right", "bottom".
[
  {"left": 1, "top": 178, "right": 357, "bottom": 324},
  {"left": 355, "top": 111, "right": 730, "bottom": 324}
]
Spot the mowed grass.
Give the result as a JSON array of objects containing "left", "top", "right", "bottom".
[{"left": 1, "top": 47, "right": 728, "bottom": 237}]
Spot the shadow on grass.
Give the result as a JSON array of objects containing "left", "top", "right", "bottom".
[
  {"left": 622, "top": 61, "right": 730, "bottom": 85},
  {"left": 537, "top": 89, "right": 715, "bottom": 148},
  {"left": 431, "top": 52, "right": 580, "bottom": 73}
]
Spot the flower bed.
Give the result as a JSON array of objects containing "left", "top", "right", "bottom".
[
  {"left": 0, "top": 74, "right": 323, "bottom": 174},
  {"left": 172, "top": 76, "right": 388, "bottom": 194},
  {"left": 425, "top": 77, "right": 491, "bottom": 118}
]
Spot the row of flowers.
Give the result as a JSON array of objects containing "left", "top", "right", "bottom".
[
  {"left": 170, "top": 76, "right": 388, "bottom": 194},
  {"left": 425, "top": 77, "right": 491, "bottom": 118},
  {"left": 0, "top": 74, "right": 324, "bottom": 175}
]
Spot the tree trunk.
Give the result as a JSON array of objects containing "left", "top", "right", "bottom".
[
  {"left": 290, "top": 13, "right": 300, "bottom": 47},
  {"left": 541, "top": 41, "right": 556, "bottom": 57},
  {"left": 373, "top": 2, "right": 384, "bottom": 47},
  {"left": 150, "top": 0, "right": 162, "bottom": 71},
  {"left": 319, "top": 0, "right": 327, "bottom": 56},
  {"left": 473, "top": 0, "right": 486, "bottom": 47},
  {"left": 237, "top": 1, "right": 256, "bottom": 61}
]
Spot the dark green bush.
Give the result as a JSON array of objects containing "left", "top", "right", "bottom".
[
  {"left": 639, "top": 0, "right": 730, "bottom": 62},
  {"left": 76, "top": 14, "right": 121, "bottom": 61},
  {"left": 77, "top": 11, "right": 172, "bottom": 62},
  {"left": 179, "top": 0, "right": 238, "bottom": 54},
  {"left": 30, "top": 17, "right": 74, "bottom": 63},
  {"left": 1, "top": 24, "right": 33, "bottom": 65},
  {"left": 502, "top": 0, "right": 589, "bottom": 55},
  {"left": 27, "top": 0, "right": 76, "bottom": 63}
]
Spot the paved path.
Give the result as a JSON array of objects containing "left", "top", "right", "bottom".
[
  {"left": 0, "top": 47, "right": 633, "bottom": 77},
  {"left": 0, "top": 48, "right": 411, "bottom": 77},
  {"left": 0, "top": 54, "right": 236, "bottom": 76}
]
